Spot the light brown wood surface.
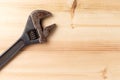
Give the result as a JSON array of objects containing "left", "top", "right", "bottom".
[{"left": 0, "top": 0, "right": 120, "bottom": 80}]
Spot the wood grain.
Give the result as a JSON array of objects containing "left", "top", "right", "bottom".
[{"left": 0, "top": 0, "right": 120, "bottom": 80}]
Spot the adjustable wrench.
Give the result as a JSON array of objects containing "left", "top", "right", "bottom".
[{"left": 0, "top": 10, "right": 56, "bottom": 70}]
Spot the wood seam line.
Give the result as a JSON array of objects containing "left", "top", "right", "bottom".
[{"left": 71, "top": 0, "right": 77, "bottom": 28}]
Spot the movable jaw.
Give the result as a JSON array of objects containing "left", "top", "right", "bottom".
[{"left": 22, "top": 10, "right": 56, "bottom": 45}]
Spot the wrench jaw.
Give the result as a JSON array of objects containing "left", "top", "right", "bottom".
[
  {"left": 43, "top": 24, "right": 56, "bottom": 38},
  {"left": 30, "top": 10, "right": 52, "bottom": 20},
  {"left": 30, "top": 10, "right": 56, "bottom": 44},
  {"left": 38, "top": 23, "right": 56, "bottom": 43},
  {"left": 21, "top": 10, "right": 56, "bottom": 45},
  {"left": 30, "top": 10, "right": 52, "bottom": 43}
]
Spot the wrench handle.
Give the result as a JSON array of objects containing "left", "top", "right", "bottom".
[{"left": 0, "top": 39, "right": 25, "bottom": 70}]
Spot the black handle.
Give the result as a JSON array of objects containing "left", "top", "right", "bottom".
[{"left": 0, "top": 39, "right": 25, "bottom": 70}]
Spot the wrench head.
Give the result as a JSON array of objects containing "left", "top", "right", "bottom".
[{"left": 22, "top": 10, "right": 56, "bottom": 45}]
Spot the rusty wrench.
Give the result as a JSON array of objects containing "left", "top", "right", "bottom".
[{"left": 0, "top": 10, "right": 56, "bottom": 70}]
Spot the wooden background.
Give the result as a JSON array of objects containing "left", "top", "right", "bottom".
[{"left": 0, "top": 0, "right": 120, "bottom": 80}]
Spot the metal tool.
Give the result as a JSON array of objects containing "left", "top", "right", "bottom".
[{"left": 0, "top": 10, "right": 56, "bottom": 70}]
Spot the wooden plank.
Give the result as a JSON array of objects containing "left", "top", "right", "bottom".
[
  {"left": 0, "top": 0, "right": 120, "bottom": 80},
  {"left": 0, "top": 51, "right": 120, "bottom": 80},
  {"left": 1, "top": 27, "right": 120, "bottom": 52}
]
